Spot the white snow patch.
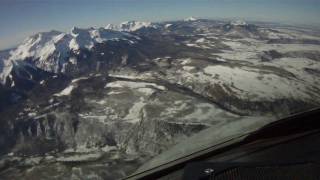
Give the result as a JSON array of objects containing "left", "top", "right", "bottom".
[
  {"left": 184, "top": 17, "right": 197, "bottom": 21},
  {"left": 223, "top": 41, "right": 243, "bottom": 48},
  {"left": 137, "top": 87, "right": 156, "bottom": 96},
  {"left": 24, "top": 157, "right": 42, "bottom": 165},
  {"left": 96, "top": 100, "right": 106, "bottom": 105},
  {"left": 78, "top": 114, "right": 107, "bottom": 122},
  {"left": 165, "top": 24, "right": 173, "bottom": 28},
  {"left": 108, "top": 91, "right": 123, "bottom": 95},
  {"left": 186, "top": 43, "right": 198, "bottom": 47},
  {"left": 182, "top": 66, "right": 195, "bottom": 71},
  {"left": 57, "top": 153, "right": 102, "bottom": 162},
  {"left": 105, "top": 82, "right": 124, "bottom": 88},
  {"left": 108, "top": 74, "right": 139, "bottom": 80},
  {"left": 216, "top": 57, "right": 226, "bottom": 62},
  {"left": 71, "top": 76, "right": 89, "bottom": 83},
  {"left": 105, "top": 81, "right": 166, "bottom": 91},
  {"left": 124, "top": 97, "right": 146, "bottom": 123},
  {"left": 101, "top": 145, "right": 117, "bottom": 152},
  {"left": 54, "top": 85, "right": 75, "bottom": 96},
  {"left": 180, "top": 58, "right": 192, "bottom": 65},
  {"left": 69, "top": 57, "right": 77, "bottom": 65},
  {"left": 196, "top": 38, "right": 206, "bottom": 43}
]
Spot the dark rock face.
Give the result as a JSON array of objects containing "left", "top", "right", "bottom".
[
  {"left": 0, "top": 19, "right": 320, "bottom": 179},
  {"left": 260, "top": 50, "right": 283, "bottom": 62}
]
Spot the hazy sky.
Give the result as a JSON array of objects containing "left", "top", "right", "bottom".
[{"left": 0, "top": 0, "right": 320, "bottom": 50}]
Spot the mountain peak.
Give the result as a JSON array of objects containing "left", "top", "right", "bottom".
[
  {"left": 105, "top": 21, "right": 156, "bottom": 32},
  {"left": 230, "top": 20, "right": 248, "bottom": 26},
  {"left": 105, "top": 24, "right": 118, "bottom": 30},
  {"left": 184, "top": 17, "right": 197, "bottom": 21}
]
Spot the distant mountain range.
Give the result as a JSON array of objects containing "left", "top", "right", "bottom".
[{"left": 0, "top": 19, "right": 264, "bottom": 88}]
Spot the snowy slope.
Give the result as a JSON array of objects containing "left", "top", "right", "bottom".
[{"left": 0, "top": 50, "right": 11, "bottom": 85}]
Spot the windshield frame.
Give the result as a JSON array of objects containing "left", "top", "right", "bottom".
[{"left": 124, "top": 108, "right": 320, "bottom": 180}]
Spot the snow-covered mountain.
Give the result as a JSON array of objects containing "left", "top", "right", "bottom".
[
  {"left": 105, "top": 21, "right": 157, "bottom": 32},
  {"left": 230, "top": 20, "right": 248, "bottom": 26},
  {"left": 222, "top": 20, "right": 259, "bottom": 38},
  {"left": 184, "top": 17, "right": 198, "bottom": 21},
  {"left": 0, "top": 21, "right": 160, "bottom": 86},
  {"left": 0, "top": 27, "right": 137, "bottom": 86}
]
